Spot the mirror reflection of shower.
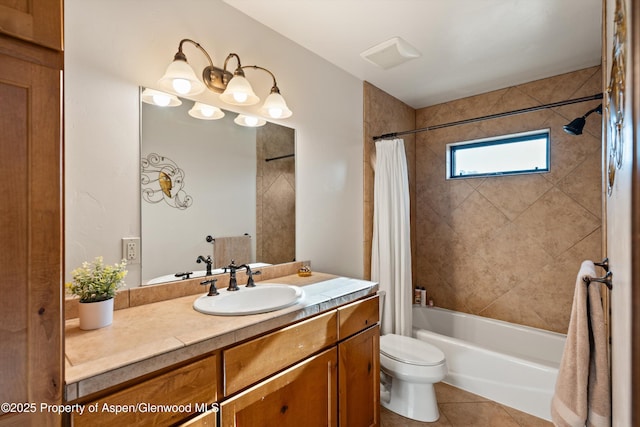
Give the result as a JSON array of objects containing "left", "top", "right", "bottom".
[{"left": 140, "top": 89, "right": 295, "bottom": 285}]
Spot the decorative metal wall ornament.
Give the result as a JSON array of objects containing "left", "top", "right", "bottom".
[
  {"left": 141, "top": 153, "right": 193, "bottom": 209},
  {"left": 605, "top": 0, "right": 627, "bottom": 195}
]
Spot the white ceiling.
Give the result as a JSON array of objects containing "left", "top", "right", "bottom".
[{"left": 223, "top": 0, "right": 602, "bottom": 109}]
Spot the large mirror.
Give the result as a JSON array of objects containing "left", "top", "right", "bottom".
[{"left": 140, "top": 89, "right": 295, "bottom": 285}]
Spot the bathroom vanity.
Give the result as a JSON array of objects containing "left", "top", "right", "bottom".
[{"left": 64, "top": 267, "right": 379, "bottom": 426}]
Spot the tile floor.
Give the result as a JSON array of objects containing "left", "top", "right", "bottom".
[{"left": 380, "top": 383, "right": 553, "bottom": 427}]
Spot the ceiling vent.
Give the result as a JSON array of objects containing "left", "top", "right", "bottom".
[{"left": 360, "top": 37, "right": 421, "bottom": 70}]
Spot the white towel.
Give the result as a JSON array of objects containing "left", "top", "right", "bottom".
[{"left": 551, "top": 260, "right": 610, "bottom": 427}]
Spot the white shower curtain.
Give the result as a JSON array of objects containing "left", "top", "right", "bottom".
[{"left": 371, "top": 138, "right": 412, "bottom": 336}]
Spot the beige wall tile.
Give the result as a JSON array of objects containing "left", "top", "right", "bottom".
[
  {"left": 477, "top": 174, "right": 553, "bottom": 221},
  {"left": 364, "top": 67, "right": 602, "bottom": 333},
  {"left": 514, "top": 187, "right": 600, "bottom": 257}
]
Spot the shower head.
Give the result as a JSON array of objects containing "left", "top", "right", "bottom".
[{"left": 563, "top": 104, "right": 602, "bottom": 135}]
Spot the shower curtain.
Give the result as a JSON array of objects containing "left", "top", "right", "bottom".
[{"left": 371, "top": 138, "right": 412, "bottom": 336}]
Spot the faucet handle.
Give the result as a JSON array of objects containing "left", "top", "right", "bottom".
[
  {"left": 200, "top": 278, "right": 219, "bottom": 296},
  {"left": 245, "top": 269, "right": 261, "bottom": 288},
  {"left": 175, "top": 271, "right": 193, "bottom": 280}
]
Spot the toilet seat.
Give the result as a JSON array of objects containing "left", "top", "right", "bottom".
[{"left": 380, "top": 334, "right": 445, "bottom": 366}]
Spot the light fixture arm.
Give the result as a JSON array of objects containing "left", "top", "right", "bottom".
[
  {"left": 166, "top": 40, "right": 282, "bottom": 95},
  {"left": 159, "top": 39, "right": 292, "bottom": 119},
  {"left": 223, "top": 53, "right": 245, "bottom": 76},
  {"left": 170, "top": 39, "right": 235, "bottom": 94},
  {"left": 242, "top": 65, "right": 281, "bottom": 93},
  {"left": 174, "top": 39, "right": 214, "bottom": 68}
]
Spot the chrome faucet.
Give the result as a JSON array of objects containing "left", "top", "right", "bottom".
[{"left": 196, "top": 255, "right": 213, "bottom": 276}]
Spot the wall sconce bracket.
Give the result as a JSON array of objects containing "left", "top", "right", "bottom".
[{"left": 203, "top": 65, "right": 234, "bottom": 93}]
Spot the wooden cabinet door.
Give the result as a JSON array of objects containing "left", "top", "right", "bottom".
[
  {"left": 338, "top": 325, "right": 380, "bottom": 427},
  {"left": 220, "top": 348, "right": 338, "bottom": 427},
  {"left": 0, "top": 0, "right": 62, "bottom": 50},
  {"left": 178, "top": 407, "right": 219, "bottom": 427},
  {"left": 0, "top": 42, "right": 62, "bottom": 427}
]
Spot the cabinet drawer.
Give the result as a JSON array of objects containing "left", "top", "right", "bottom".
[
  {"left": 73, "top": 355, "right": 218, "bottom": 427},
  {"left": 337, "top": 294, "right": 379, "bottom": 340},
  {"left": 221, "top": 348, "right": 338, "bottom": 427},
  {"left": 224, "top": 310, "right": 337, "bottom": 395}
]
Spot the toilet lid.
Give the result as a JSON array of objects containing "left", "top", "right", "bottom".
[{"left": 380, "top": 334, "right": 445, "bottom": 366}]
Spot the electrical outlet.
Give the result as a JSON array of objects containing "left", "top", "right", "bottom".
[{"left": 122, "top": 237, "right": 140, "bottom": 264}]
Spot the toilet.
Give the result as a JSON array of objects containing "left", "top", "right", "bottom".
[{"left": 379, "top": 333, "right": 447, "bottom": 422}]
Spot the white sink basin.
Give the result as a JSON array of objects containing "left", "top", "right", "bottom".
[{"left": 193, "top": 284, "right": 304, "bottom": 316}]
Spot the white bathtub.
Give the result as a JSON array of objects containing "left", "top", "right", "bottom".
[{"left": 412, "top": 306, "right": 566, "bottom": 421}]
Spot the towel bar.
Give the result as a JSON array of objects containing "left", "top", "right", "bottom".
[
  {"left": 594, "top": 257, "right": 609, "bottom": 272},
  {"left": 583, "top": 270, "right": 613, "bottom": 290},
  {"left": 205, "top": 233, "right": 251, "bottom": 243}
]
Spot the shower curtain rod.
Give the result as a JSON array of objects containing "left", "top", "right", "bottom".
[
  {"left": 265, "top": 153, "right": 295, "bottom": 162},
  {"left": 372, "top": 93, "right": 603, "bottom": 141}
]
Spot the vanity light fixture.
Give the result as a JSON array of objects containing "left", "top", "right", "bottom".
[
  {"left": 158, "top": 39, "right": 293, "bottom": 119},
  {"left": 234, "top": 114, "right": 266, "bottom": 127},
  {"left": 188, "top": 102, "right": 225, "bottom": 120},
  {"left": 141, "top": 88, "right": 182, "bottom": 107}
]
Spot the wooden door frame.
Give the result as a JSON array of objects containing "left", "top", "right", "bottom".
[{"left": 632, "top": 1, "right": 640, "bottom": 424}]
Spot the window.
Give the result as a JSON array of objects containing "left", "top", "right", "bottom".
[{"left": 446, "top": 129, "right": 550, "bottom": 179}]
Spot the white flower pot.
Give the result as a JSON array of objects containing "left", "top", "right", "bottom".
[{"left": 78, "top": 298, "right": 114, "bottom": 330}]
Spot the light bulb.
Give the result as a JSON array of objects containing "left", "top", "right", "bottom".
[
  {"left": 259, "top": 91, "right": 292, "bottom": 119},
  {"left": 233, "top": 92, "right": 248, "bottom": 103},
  {"left": 142, "top": 88, "right": 181, "bottom": 107},
  {"left": 172, "top": 78, "right": 192, "bottom": 95},
  {"left": 234, "top": 114, "right": 265, "bottom": 127},
  {"left": 200, "top": 105, "right": 215, "bottom": 117},
  {"left": 152, "top": 93, "right": 171, "bottom": 106},
  {"left": 220, "top": 75, "right": 259, "bottom": 106},
  {"left": 268, "top": 107, "right": 283, "bottom": 118}
]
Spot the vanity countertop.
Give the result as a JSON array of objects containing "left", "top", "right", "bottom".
[{"left": 64, "top": 272, "right": 377, "bottom": 401}]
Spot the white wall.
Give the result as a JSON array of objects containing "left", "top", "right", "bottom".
[
  {"left": 65, "top": 0, "right": 365, "bottom": 286},
  {"left": 141, "top": 101, "right": 257, "bottom": 283}
]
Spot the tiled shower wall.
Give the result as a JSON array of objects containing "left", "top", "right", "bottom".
[
  {"left": 364, "top": 66, "right": 603, "bottom": 334},
  {"left": 363, "top": 82, "right": 416, "bottom": 284},
  {"left": 256, "top": 123, "right": 296, "bottom": 265}
]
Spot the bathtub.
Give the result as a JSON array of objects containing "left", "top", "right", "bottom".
[{"left": 412, "top": 306, "right": 566, "bottom": 421}]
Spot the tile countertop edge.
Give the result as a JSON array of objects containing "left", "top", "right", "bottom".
[{"left": 64, "top": 275, "right": 378, "bottom": 401}]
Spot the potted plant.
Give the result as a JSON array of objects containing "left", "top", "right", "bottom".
[{"left": 66, "top": 256, "right": 127, "bottom": 330}]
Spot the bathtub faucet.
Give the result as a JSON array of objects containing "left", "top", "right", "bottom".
[{"left": 196, "top": 255, "right": 213, "bottom": 276}]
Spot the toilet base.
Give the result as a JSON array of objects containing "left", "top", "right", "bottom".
[{"left": 380, "top": 378, "right": 440, "bottom": 422}]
